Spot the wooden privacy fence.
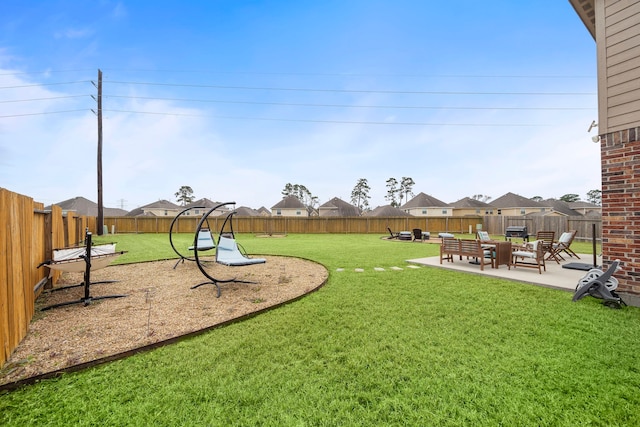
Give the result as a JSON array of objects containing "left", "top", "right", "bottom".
[
  {"left": 104, "top": 215, "right": 600, "bottom": 240},
  {"left": 104, "top": 216, "right": 485, "bottom": 235},
  {"left": 483, "top": 216, "right": 602, "bottom": 242},
  {"left": 0, "top": 188, "right": 94, "bottom": 367}
]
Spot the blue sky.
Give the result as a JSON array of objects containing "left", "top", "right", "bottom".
[{"left": 1, "top": 1, "right": 599, "bottom": 211}]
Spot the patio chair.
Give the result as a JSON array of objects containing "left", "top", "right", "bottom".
[
  {"left": 512, "top": 240, "right": 546, "bottom": 273},
  {"left": 547, "top": 230, "right": 580, "bottom": 262},
  {"left": 412, "top": 228, "right": 423, "bottom": 242},
  {"left": 535, "top": 231, "right": 555, "bottom": 260},
  {"left": 387, "top": 227, "right": 399, "bottom": 239},
  {"left": 477, "top": 230, "right": 491, "bottom": 243}
]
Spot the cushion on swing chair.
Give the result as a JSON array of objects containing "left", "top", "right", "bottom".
[{"left": 216, "top": 236, "right": 266, "bottom": 266}]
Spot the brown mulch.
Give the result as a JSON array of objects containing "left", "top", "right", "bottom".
[{"left": 0, "top": 255, "right": 328, "bottom": 388}]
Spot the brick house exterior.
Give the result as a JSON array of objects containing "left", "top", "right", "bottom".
[
  {"left": 570, "top": 0, "right": 640, "bottom": 302},
  {"left": 601, "top": 129, "right": 640, "bottom": 296}
]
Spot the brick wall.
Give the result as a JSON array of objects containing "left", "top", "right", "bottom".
[{"left": 601, "top": 126, "right": 640, "bottom": 295}]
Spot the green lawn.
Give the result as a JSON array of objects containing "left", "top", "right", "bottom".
[{"left": 1, "top": 233, "right": 638, "bottom": 426}]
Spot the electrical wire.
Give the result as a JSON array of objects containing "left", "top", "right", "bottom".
[
  {"left": 0, "top": 95, "right": 90, "bottom": 103},
  {"left": 103, "top": 108, "right": 548, "bottom": 126},
  {"left": 104, "top": 94, "right": 595, "bottom": 111},
  {"left": 105, "top": 80, "right": 596, "bottom": 96},
  {"left": 0, "top": 109, "right": 89, "bottom": 118}
]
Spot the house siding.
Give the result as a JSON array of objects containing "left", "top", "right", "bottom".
[{"left": 600, "top": 0, "right": 640, "bottom": 133}]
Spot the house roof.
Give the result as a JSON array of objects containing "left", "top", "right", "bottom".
[
  {"left": 489, "top": 192, "right": 547, "bottom": 209},
  {"left": 183, "top": 198, "right": 232, "bottom": 215},
  {"left": 318, "top": 197, "right": 361, "bottom": 217},
  {"left": 540, "top": 199, "right": 581, "bottom": 216},
  {"left": 234, "top": 206, "right": 261, "bottom": 216},
  {"left": 401, "top": 192, "right": 449, "bottom": 209},
  {"left": 126, "top": 199, "right": 180, "bottom": 217},
  {"left": 271, "top": 195, "right": 306, "bottom": 209},
  {"left": 449, "top": 197, "right": 492, "bottom": 208},
  {"left": 568, "top": 201, "right": 601, "bottom": 210},
  {"left": 46, "top": 196, "right": 128, "bottom": 217},
  {"left": 569, "top": 0, "right": 595, "bottom": 39},
  {"left": 257, "top": 206, "right": 271, "bottom": 215},
  {"left": 364, "top": 205, "right": 412, "bottom": 217}
]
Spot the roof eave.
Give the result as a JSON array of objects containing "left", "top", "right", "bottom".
[{"left": 569, "top": 0, "right": 596, "bottom": 40}]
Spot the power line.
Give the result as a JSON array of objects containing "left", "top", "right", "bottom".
[
  {"left": 103, "top": 108, "right": 549, "bottom": 127},
  {"left": 98, "top": 68, "right": 597, "bottom": 79},
  {"left": 105, "top": 94, "right": 595, "bottom": 111},
  {"left": 0, "top": 109, "right": 88, "bottom": 118},
  {"left": 0, "top": 67, "right": 597, "bottom": 79},
  {"left": 0, "top": 81, "right": 91, "bottom": 89},
  {"left": 106, "top": 80, "right": 597, "bottom": 96},
  {"left": 0, "top": 95, "right": 90, "bottom": 103},
  {"left": 0, "top": 69, "right": 96, "bottom": 76}
]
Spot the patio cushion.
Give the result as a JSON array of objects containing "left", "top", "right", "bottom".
[{"left": 558, "top": 232, "right": 572, "bottom": 243}]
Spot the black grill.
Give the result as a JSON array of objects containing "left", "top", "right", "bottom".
[{"left": 505, "top": 226, "right": 529, "bottom": 240}]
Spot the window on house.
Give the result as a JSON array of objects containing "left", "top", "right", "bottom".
[
  {"left": 296, "top": 210, "right": 301, "bottom": 215},
  {"left": 422, "top": 209, "right": 427, "bottom": 214},
  {"left": 164, "top": 210, "right": 168, "bottom": 216},
  {"left": 442, "top": 209, "right": 448, "bottom": 215},
  {"left": 520, "top": 209, "right": 526, "bottom": 215},
  {"left": 276, "top": 209, "right": 282, "bottom": 216},
  {"left": 497, "top": 209, "right": 502, "bottom": 215},
  {"left": 194, "top": 209, "right": 199, "bottom": 215},
  {"left": 476, "top": 209, "right": 480, "bottom": 214}
]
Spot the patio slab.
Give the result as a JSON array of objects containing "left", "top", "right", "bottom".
[{"left": 407, "top": 253, "right": 602, "bottom": 292}]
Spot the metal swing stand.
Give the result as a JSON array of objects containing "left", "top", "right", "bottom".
[
  {"left": 191, "top": 202, "right": 258, "bottom": 298},
  {"left": 41, "top": 232, "right": 128, "bottom": 311}
]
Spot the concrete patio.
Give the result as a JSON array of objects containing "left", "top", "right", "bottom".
[{"left": 407, "top": 253, "right": 602, "bottom": 293}]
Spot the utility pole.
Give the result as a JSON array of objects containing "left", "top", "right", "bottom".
[{"left": 96, "top": 69, "right": 104, "bottom": 235}]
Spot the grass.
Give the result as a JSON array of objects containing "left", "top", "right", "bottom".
[{"left": 1, "top": 233, "right": 637, "bottom": 426}]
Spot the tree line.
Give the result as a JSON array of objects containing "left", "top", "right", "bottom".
[{"left": 173, "top": 183, "right": 602, "bottom": 216}]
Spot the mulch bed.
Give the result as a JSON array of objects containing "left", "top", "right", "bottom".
[{"left": 1, "top": 255, "right": 328, "bottom": 390}]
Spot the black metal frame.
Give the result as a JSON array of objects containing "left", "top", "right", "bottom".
[
  {"left": 41, "top": 232, "right": 127, "bottom": 311},
  {"left": 169, "top": 205, "right": 213, "bottom": 269},
  {"left": 191, "top": 202, "right": 256, "bottom": 297}
]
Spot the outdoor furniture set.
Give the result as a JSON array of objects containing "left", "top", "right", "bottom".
[{"left": 439, "top": 229, "right": 581, "bottom": 274}]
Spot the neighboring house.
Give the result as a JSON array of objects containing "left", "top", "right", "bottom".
[
  {"left": 256, "top": 206, "right": 271, "bottom": 216},
  {"left": 364, "top": 205, "right": 413, "bottom": 217},
  {"left": 126, "top": 200, "right": 181, "bottom": 217},
  {"left": 400, "top": 192, "right": 450, "bottom": 216},
  {"left": 183, "top": 198, "right": 231, "bottom": 217},
  {"left": 271, "top": 196, "right": 307, "bottom": 217},
  {"left": 489, "top": 192, "right": 550, "bottom": 216},
  {"left": 567, "top": 201, "right": 601, "bottom": 216},
  {"left": 540, "top": 199, "right": 583, "bottom": 216},
  {"left": 46, "top": 196, "right": 128, "bottom": 217},
  {"left": 318, "top": 197, "right": 361, "bottom": 217},
  {"left": 449, "top": 197, "right": 492, "bottom": 216},
  {"left": 234, "top": 206, "right": 262, "bottom": 216}
]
